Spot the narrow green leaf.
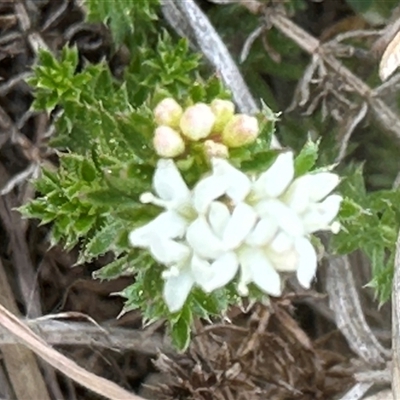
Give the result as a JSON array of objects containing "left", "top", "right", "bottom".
[
  {"left": 81, "top": 220, "right": 123, "bottom": 262},
  {"left": 92, "top": 254, "right": 131, "bottom": 280},
  {"left": 74, "top": 214, "right": 97, "bottom": 235},
  {"left": 294, "top": 138, "right": 320, "bottom": 176},
  {"left": 80, "top": 159, "right": 97, "bottom": 182},
  {"left": 170, "top": 306, "right": 192, "bottom": 351},
  {"left": 85, "top": 188, "right": 137, "bottom": 207}
]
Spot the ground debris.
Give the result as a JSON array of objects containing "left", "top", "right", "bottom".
[{"left": 146, "top": 301, "right": 354, "bottom": 400}]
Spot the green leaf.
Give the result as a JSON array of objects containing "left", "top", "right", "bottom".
[
  {"left": 85, "top": 0, "right": 159, "bottom": 44},
  {"left": 80, "top": 219, "right": 123, "bottom": 262},
  {"left": 18, "top": 199, "right": 56, "bottom": 224},
  {"left": 92, "top": 254, "right": 131, "bottom": 280},
  {"left": 170, "top": 305, "right": 192, "bottom": 351},
  {"left": 74, "top": 214, "right": 97, "bottom": 236},
  {"left": 239, "top": 149, "right": 276, "bottom": 173},
  {"left": 346, "top": 0, "right": 373, "bottom": 13},
  {"left": 80, "top": 159, "right": 97, "bottom": 182},
  {"left": 191, "top": 289, "right": 220, "bottom": 320},
  {"left": 85, "top": 188, "right": 137, "bottom": 207},
  {"left": 338, "top": 197, "right": 370, "bottom": 221},
  {"left": 294, "top": 138, "right": 319, "bottom": 176}
]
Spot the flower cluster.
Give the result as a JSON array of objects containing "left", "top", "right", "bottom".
[
  {"left": 129, "top": 152, "right": 342, "bottom": 313},
  {"left": 152, "top": 98, "right": 260, "bottom": 159}
]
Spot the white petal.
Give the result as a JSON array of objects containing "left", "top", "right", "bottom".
[
  {"left": 302, "top": 194, "right": 343, "bottom": 233},
  {"left": 282, "top": 176, "right": 311, "bottom": 214},
  {"left": 255, "top": 199, "right": 304, "bottom": 237},
  {"left": 153, "top": 159, "right": 190, "bottom": 202},
  {"left": 208, "top": 201, "right": 230, "bottom": 237},
  {"left": 267, "top": 247, "right": 298, "bottom": 272},
  {"left": 190, "top": 255, "right": 214, "bottom": 288},
  {"left": 253, "top": 152, "right": 294, "bottom": 198},
  {"left": 163, "top": 268, "right": 194, "bottom": 312},
  {"left": 222, "top": 202, "right": 257, "bottom": 249},
  {"left": 129, "top": 211, "right": 187, "bottom": 248},
  {"left": 237, "top": 253, "right": 252, "bottom": 296},
  {"left": 307, "top": 173, "right": 340, "bottom": 202},
  {"left": 245, "top": 217, "right": 278, "bottom": 246},
  {"left": 238, "top": 246, "right": 282, "bottom": 296},
  {"left": 186, "top": 217, "right": 224, "bottom": 259},
  {"left": 193, "top": 175, "right": 227, "bottom": 214},
  {"left": 212, "top": 158, "right": 251, "bottom": 203},
  {"left": 294, "top": 237, "right": 317, "bottom": 289},
  {"left": 269, "top": 231, "right": 294, "bottom": 253},
  {"left": 150, "top": 239, "right": 190, "bottom": 265},
  {"left": 201, "top": 252, "right": 239, "bottom": 292}
]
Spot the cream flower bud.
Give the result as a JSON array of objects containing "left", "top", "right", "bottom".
[
  {"left": 222, "top": 114, "right": 259, "bottom": 148},
  {"left": 154, "top": 98, "right": 183, "bottom": 128},
  {"left": 210, "top": 99, "right": 235, "bottom": 132},
  {"left": 179, "top": 103, "right": 216, "bottom": 141},
  {"left": 204, "top": 140, "right": 229, "bottom": 159},
  {"left": 153, "top": 126, "right": 185, "bottom": 158}
]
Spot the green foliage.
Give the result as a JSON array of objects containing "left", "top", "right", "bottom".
[
  {"left": 346, "top": 0, "right": 398, "bottom": 18},
  {"left": 332, "top": 165, "right": 400, "bottom": 303},
  {"left": 85, "top": 0, "right": 159, "bottom": 43},
  {"left": 22, "top": 0, "right": 256, "bottom": 351},
  {"left": 294, "top": 138, "right": 320, "bottom": 176},
  {"left": 22, "top": 0, "right": 400, "bottom": 350}
]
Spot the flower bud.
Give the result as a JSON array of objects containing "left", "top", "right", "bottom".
[
  {"left": 153, "top": 126, "right": 185, "bottom": 158},
  {"left": 179, "top": 103, "right": 215, "bottom": 141},
  {"left": 222, "top": 114, "right": 259, "bottom": 148},
  {"left": 204, "top": 140, "right": 229, "bottom": 159},
  {"left": 210, "top": 99, "right": 235, "bottom": 132},
  {"left": 154, "top": 98, "right": 183, "bottom": 128}
]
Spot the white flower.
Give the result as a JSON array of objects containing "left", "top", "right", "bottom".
[
  {"left": 203, "top": 152, "right": 342, "bottom": 235},
  {"left": 186, "top": 201, "right": 283, "bottom": 297},
  {"left": 129, "top": 159, "right": 240, "bottom": 312},
  {"left": 129, "top": 152, "right": 343, "bottom": 312},
  {"left": 185, "top": 199, "right": 319, "bottom": 296},
  {"left": 128, "top": 159, "right": 195, "bottom": 253},
  {"left": 161, "top": 244, "right": 238, "bottom": 313},
  {"left": 191, "top": 152, "right": 342, "bottom": 290}
]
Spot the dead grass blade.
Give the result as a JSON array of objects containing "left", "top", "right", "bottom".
[
  {"left": 379, "top": 30, "right": 400, "bottom": 81},
  {"left": 0, "top": 259, "right": 51, "bottom": 400},
  {"left": 0, "top": 303, "right": 148, "bottom": 400}
]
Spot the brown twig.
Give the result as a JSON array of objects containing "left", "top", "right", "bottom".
[
  {"left": 265, "top": 11, "right": 400, "bottom": 145},
  {"left": 339, "top": 382, "right": 374, "bottom": 400},
  {"left": 0, "top": 318, "right": 171, "bottom": 354},
  {"left": 326, "top": 256, "right": 390, "bottom": 366}
]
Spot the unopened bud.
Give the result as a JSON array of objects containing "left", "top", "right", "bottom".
[
  {"left": 210, "top": 99, "right": 235, "bottom": 132},
  {"left": 153, "top": 126, "right": 185, "bottom": 158},
  {"left": 222, "top": 114, "right": 259, "bottom": 148},
  {"left": 179, "top": 103, "right": 215, "bottom": 141},
  {"left": 154, "top": 98, "right": 183, "bottom": 128},
  {"left": 204, "top": 140, "right": 229, "bottom": 159}
]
